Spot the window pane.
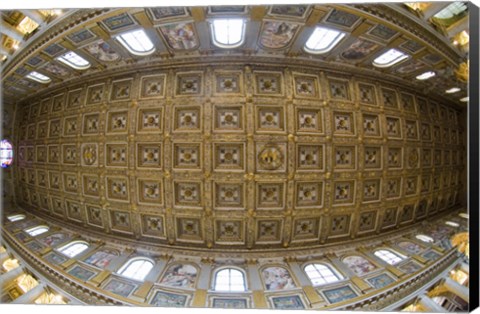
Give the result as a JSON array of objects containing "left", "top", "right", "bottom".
[
  {"left": 119, "top": 259, "right": 153, "bottom": 281},
  {"left": 305, "top": 26, "right": 345, "bottom": 53},
  {"left": 57, "top": 51, "right": 90, "bottom": 69},
  {"left": 416, "top": 71, "right": 436, "bottom": 80},
  {"left": 26, "top": 226, "right": 49, "bottom": 237},
  {"left": 212, "top": 19, "right": 245, "bottom": 48},
  {"left": 117, "top": 29, "right": 155, "bottom": 55},
  {"left": 214, "top": 268, "right": 245, "bottom": 291},
  {"left": 26, "top": 71, "right": 51, "bottom": 83},
  {"left": 8, "top": 214, "right": 25, "bottom": 222},
  {"left": 60, "top": 242, "right": 89, "bottom": 258},
  {"left": 373, "top": 48, "right": 408, "bottom": 67},
  {"left": 434, "top": 2, "right": 468, "bottom": 19}
]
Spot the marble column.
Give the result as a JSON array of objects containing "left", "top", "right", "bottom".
[
  {"left": 18, "top": 10, "right": 46, "bottom": 27},
  {"left": 0, "top": 252, "right": 10, "bottom": 264},
  {"left": 0, "top": 266, "right": 24, "bottom": 284},
  {"left": 443, "top": 277, "right": 469, "bottom": 302},
  {"left": 460, "top": 262, "right": 469, "bottom": 275},
  {"left": 12, "top": 283, "right": 46, "bottom": 304},
  {"left": 417, "top": 294, "right": 446, "bottom": 312}
]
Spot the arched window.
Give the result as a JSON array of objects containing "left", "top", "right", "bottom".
[
  {"left": 116, "top": 29, "right": 155, "bottom": 56},
  {"left": 416, "top": 234, "right": 434, "bottom": 243},
  {"left": 7, "top": 214, "right": 25, "bottom": 222},
  {"left": 304, "top": 263, "right": 343, "bottom": 286},
  {"left": 372, "top": 48, "right": 409, "bottom": 68},
  {"left": 214, "top": 268, "right": 246, "bottom": 292},
  {"left": 1, "top": 140, "right": 14, "bottom": 168},
  {"left": 117, "top": 257, "right": 154, "bottom": 281},
  {"left": 445, "top": 221, "right": 459, "bottom": 227},
  {"left": 57, "top": 51, "right": 90, "bottom": 70},
  {"left": 25, "top": 225, "right": 49, "bottom": 237},
  {"left": 57, "top": 241, "right": 89, "bottom": 258},
  {"left": 211, "top": 19, "right": 246, "bottom": 48},
  {"left": 304, "top": 26, "right": 345, "bottom": 54},
  {"left": 415, "top": 71, "right": 436, "bottom": 80},
  {"left": 374, "top": 249, "right": 405, "bottom": 265},
  {"left": 459, "top": 213, "right": 469, "bottom": 219},
  {"left": 26, "top": 71, "right": 51, "bottom": 84}
]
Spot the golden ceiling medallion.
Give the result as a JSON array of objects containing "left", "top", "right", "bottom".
[
  {"left": 408, "top": 149, "right": 419, "bottom": 168},
  {"left": 258, "top": 144, "right": 284, "bottom": 170},
  {"left": 82, "top": 145, "right": 97, "bottom": 165}
]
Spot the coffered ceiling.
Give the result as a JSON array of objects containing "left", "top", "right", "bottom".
[{"left": 5, "top": 4, "right": 468, "bottom": 253}]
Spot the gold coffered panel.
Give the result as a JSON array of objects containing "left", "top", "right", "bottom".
[{"left": 14, "top": 61, "right": 464, "bottom": 252}]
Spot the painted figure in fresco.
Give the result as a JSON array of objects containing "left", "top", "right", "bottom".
[
  {"left": 341, "top": 40, "right": 378, "bottom": 60},
  {"left": 160, "top": 264, "right": 197, "bottom": 288},
  {"left": 262, "top": 267, "right": 296, "bottom": 291},
  {"left": 86, "top": 41, "right": 119, "bottom": 62},
  {"left": 69, "top": 266, "right": 95, "bottom": 281},
  {"left": 160, "top": 23, "right": 198, "bottom": 50},
  {"left": 104, "top": 280, "right": 134, "bottom": 297},
  {"left": 150, "top": 291, "right": 186, "bottom": 307},
  {"left": 397, "top": 241, "right": 422, "bottom": 254},
  {"left": 343, "top": 255, "right": 375, "bottom": 275},
  {"left": 260, "top": 22, "right": 298, "bottom": 49},
  {"left": 39, "top": 233, "right": 66, "bottom": 246},
  {"left": 84, "top": 250, "right": 117, "bottom": 269}
]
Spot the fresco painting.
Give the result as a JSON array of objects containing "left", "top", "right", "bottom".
[
  {"left": 323, "top": 286, "right": 358, "bottom": 303},
  {"left": 159, "top": 22, "right": 199, "bottom": 50},
  {"left": 102, "top": 13, "right": 135, "bottom": 31},
  {"left": 103, "top": 279, "right": 136, "bottom": 297},
  {"left": 38, "top": 233, "right": 68, "bottom": 247},
  {"left": 43, "top": 63, "right": 70, "bottom": 77},
  {"left": 260, "top": 21, "right": 299, "bottom": 49},
  {"left": 43, "top": 252, "right": 68, "bottom": 265},
  {"left": 84, "top": 249, "right": 119, "bottom": 269},
  {"left": 397, "top": 241, "right": 422, "bottom": 254},
  {"left": 212, "top": 298, "right": 248, "bottom": 309},
  {"left": 398, "top": 261, "right": 422, "bottom": 274},
  {"left": 85, "top": 40, "right": 121, "bottom": 62},
  {"left": 159, "top": 264, "right": 197, "bottom": 288},
  {"left": 67, "top": 265, "right": 97, "bottom": 281},
  {"left": 150, "top": 291, "right": 188, "bottom": 307},
  {"left": 342, "top": 255, "right": 376, "bottom": 275},
  {"left": 341, "top": 39, "right": 378, "bottom": 60},
  {"left": 271, "top": 295, "right": 305, "bottom": 309},
  {"left": 150, "top": 7, "right": 187, "bottom": 20},
  {"left": 367, "top": 273, "right": 395, "bottom": 289},
  {"left": 270, "top": 5, "right": 308, "bottom": 17},
  {"left": 422, "top": 250, "right": 442, "bottom": 261},
  {"left": 262, "top": 266, "right": 296, "bottom": 291},
  {"left": 67, "top": 29, "right": 96, "bottom": 44}
]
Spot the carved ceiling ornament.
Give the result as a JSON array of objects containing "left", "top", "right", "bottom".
[
  {"left": 10, "top": 14, "right": 465, "bottom": 253},
  {"left": 257, "top": 144, "right": 284, "bottom": 171}
]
